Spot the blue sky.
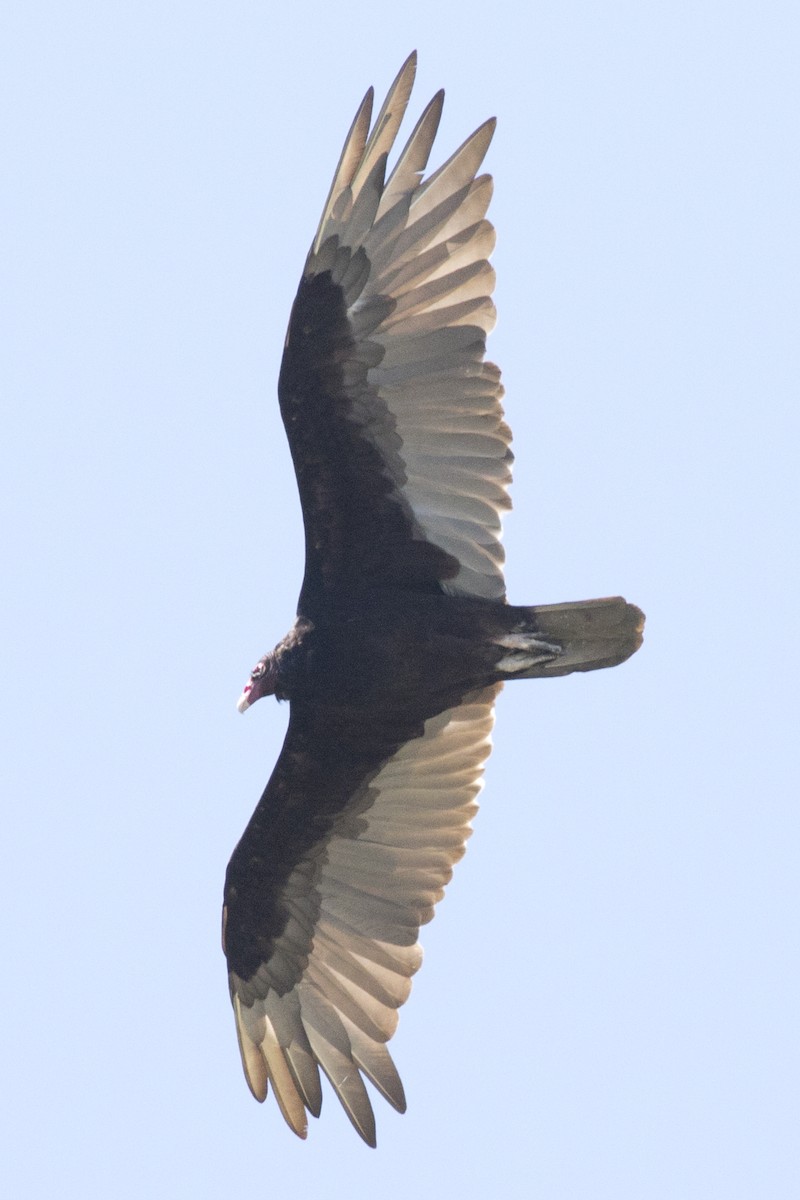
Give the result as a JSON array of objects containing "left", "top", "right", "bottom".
[{"left": 3, "top": 2, "right": 798, "bottom": 1197}]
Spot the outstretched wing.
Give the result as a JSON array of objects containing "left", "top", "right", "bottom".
[
  {"left": 278, "top": 53, "right": 512, "bottom": 616},
  {"left": 223, "top": 686, "right": 499, "bottom": 1145}
]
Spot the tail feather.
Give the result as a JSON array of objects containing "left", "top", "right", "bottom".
[{"left": 519, "top": 596, "right": 644, "bottom": 678}]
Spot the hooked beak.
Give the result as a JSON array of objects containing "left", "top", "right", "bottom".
[{"left": 237, "top": 655, "right": 275, "bottom": 712}]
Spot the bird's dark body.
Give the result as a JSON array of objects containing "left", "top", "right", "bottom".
[{"left": 270, "top": 592, "right": 535, "bottom": 708}]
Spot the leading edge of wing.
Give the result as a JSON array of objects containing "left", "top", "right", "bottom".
[
  {"left": 278, "top": 54, "right": 512, "bottom": 613},
  {"left": 223, "top": 684, "right": 500, "bottom": 1145}
]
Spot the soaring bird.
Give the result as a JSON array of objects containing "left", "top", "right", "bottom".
[{"left": 223, "top": 53, "right": 643, "bottom": 1145}]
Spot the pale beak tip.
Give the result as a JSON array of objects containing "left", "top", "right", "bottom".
[{"left": 236, "top": 692, "right": 251, "bottom": 714}]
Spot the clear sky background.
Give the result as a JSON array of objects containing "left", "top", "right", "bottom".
[{"left": 3, "top": 3, "right": 798, "bottom": 1197}]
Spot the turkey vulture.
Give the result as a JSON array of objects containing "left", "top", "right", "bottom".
[{"left": 223, "top": 53, "right": 643, "bottom": 1146}]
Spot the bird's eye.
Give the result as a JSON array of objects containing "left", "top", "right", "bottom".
[{"left": 251, "top": 663, "right": 266, "bottom": 679}]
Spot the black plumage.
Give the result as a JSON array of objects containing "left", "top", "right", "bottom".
[{"left": 222, "top": 54, "right": 644, "bottom": 1145}]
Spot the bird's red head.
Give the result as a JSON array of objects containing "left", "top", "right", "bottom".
[{"left": 237, "top": 653, "right": 279, "bottom": 713}]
